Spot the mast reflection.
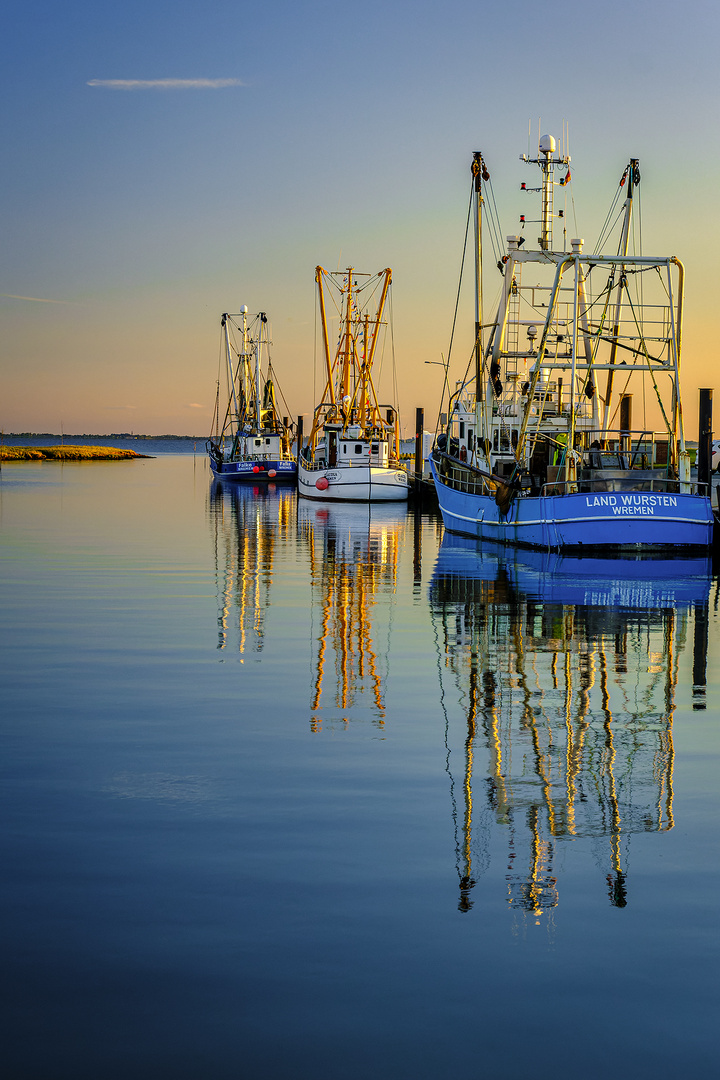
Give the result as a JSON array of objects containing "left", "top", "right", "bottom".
[
  {"left": 430, "top": 538, "right": 711, "bottom": 917},
  {"left": 209, "top": 479, "right": 294, "bottom": 654},
  {"left": 298, "top": 501, "right": 407, "bottom": 731}
]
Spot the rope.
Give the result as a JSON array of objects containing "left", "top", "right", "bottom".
[{"left": 435, "top": 182, "right": 473, "bottom": 436}]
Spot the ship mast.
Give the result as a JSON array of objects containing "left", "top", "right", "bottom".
[
  {"left": 471, "top": 152, "right": 488, "bottom": 399},
  {"left": 255, "top": 314, "right": 266, "bottom": 433},
  {"left": 602, "top": 160, "right": 640, "bottom": 437}
]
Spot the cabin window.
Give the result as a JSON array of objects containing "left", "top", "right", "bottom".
[
  {"left": 468, "top": 428, "right": 474, "bottom": 451},
  {"left": 254, "top": 439, "right": 262, "bottom": 447},
  {"left": 343, "top": 445, "right": 347, "bottom": 454},
  {"left": 371, "top": 443, "right": 379, "bottom": 454},
  {"left": 265, "top": 438, "right": 271, "bottom": 445},
  {"left": 459, "top": 421, "right": 465, "bottom": 439},
  {"left": 355, "top": 444, "right": 363, "bottom": 454}
]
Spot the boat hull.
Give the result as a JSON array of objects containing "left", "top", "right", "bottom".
[
  {"left": 428, "top": 457, "right": 713, "bottom": 550},
  {"left": 209, "top": 457, "right": 297, "bottom": 481},
  {"left": 298, "top": 461, "right": 409, "bottom": 502}
]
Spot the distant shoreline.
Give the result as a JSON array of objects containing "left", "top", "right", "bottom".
[
  {"left": 0, "top": 446, "right": 152, "bottom": 461},
  {"left": 2, "top": 433, "right": 204, "bottom": 440}
]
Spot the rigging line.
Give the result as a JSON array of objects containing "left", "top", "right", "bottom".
[
  {"left": 622, "top": 287, "right": 673, "bottom": 436},
  {"left": 313, "top": 280, "right": 317, "bottom": 412},
  {"left": 435, "top": 181, "right": 474, "bottom": 436},
  {"left": 483, "top": 176, "right": 505, "bottom": 266},
  {"left": 388, "top": 287, "right": 400, "bottom": 417},
  {"left": 594, "top": 187, "right": 625, "bottom": 254},
  {"left": 486, "top": 177, "right": 506, "bottom": 267},
  {"left": 271, "top": 361, "right": 293, "bottom": 419}
]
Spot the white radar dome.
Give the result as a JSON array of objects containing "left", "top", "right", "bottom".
[
  {"left": 539, "top": 134, "right": 556, "bottom": 155},
  {"left": 240, "top": 305, "right": 248, "bottom": 313}
]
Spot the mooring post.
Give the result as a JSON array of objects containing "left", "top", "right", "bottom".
[
  {"left": 620, "top": 394, "right": 632, "bottom": 462},
  {"left": 697, "top": 388, "right": 712, "bottom": 493},
  {"left": 414, "top": 407, "right": 424, "bottom": 492},
  {"left": 296, "top": 414, "right": 304, "bottom": 458}
]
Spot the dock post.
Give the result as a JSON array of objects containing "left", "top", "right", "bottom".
[
  {"left": 414, "top": 407, "right": 424, "bottom": 493},
  {"left": 620, "top": 394, "right": 632, "bottom": 462},
  {"left": 697, "top": 388, "right": 712, "bottom": 493},
  {"left": 296, "top": 414, "right": 304, "bottom": 459}
]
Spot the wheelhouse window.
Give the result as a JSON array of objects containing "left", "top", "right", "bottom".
[{"left": 355, "top": 444, "right": 363, "bottom": 454}]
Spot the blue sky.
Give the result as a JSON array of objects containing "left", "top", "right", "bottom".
[{"left": 2, "top": 0, "right": 718, "bottom": 434}]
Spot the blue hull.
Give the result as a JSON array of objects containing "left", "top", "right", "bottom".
[
  {"left": 209, "top": 458, "right": 297, "bottom": 482},
  {"left": 428, "top": 458, "right": 713, "bottom": 551}
]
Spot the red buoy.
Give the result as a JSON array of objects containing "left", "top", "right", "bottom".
[
  {"left": 253, "top": 465, "right": 260, "bottom": 473},
  {"left": 316, "top": 476, "right": 329, "bottom": 490},
  {"left": 268, "top": 469, "right": 277, "bottom": 478}
]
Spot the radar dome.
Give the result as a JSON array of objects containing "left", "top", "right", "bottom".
[{"left": 539, "top": 134, "right": 556, "bottom": 155}]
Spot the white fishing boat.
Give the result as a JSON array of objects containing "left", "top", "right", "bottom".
[
  {"left": 428, "top": 133, "right": 712, "bottom": 550},
  {"left": 298, "top": 267, "right": 408, "bottom": 502},
  {"left": 207, "top": 308, "right": 296, "bottom": 482}
]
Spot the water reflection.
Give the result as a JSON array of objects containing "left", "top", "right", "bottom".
[
  {"left": 298, "top": 501, "right": 407, "bottom": 731},
  {"left": 430, "top": 537, "right": 711, "bottom": 917},
  {"left": 209, "top": 479, "right": 294, "bottom": 653}
]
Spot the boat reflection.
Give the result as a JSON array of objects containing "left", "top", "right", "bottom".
[
  {"left": 298, "top": 501, "right": 408, "bottom": 731},
  {"left": 208, "top": 479, "right": 294, "bottom": 653},
  {"left": 430, "top": 536, "right": 711, "bottom": 917}
]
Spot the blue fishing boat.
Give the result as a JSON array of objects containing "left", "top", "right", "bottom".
[
  {"left": 429, "top": 134, "right": 712, "bottom": 550},
  {"left": 207, "top": 308, "right": 297, "bottom": 482}
]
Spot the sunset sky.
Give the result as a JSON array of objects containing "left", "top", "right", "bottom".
[{"left": 2, "top": 0, "right": 719, "bottom": 436}]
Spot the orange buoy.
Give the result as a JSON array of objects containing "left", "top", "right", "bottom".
[{"left": 268, "top": 469, "right": 277, "bottom": 478}]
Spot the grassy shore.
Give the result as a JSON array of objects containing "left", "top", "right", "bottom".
[{"left": 0, "top": 446, "right": 150, "bottom": 461}]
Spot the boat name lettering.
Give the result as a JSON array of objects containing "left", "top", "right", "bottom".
[{"left": 584, "top": 494, "right": 678, "bottom": 511}]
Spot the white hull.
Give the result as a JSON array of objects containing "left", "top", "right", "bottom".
[{"left": 298, "top": 460, "right": 408, "bottom": 502}]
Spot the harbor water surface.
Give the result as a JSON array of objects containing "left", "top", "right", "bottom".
[{"left": 1, "top": 450, "right": 718, "bottom": 1078}]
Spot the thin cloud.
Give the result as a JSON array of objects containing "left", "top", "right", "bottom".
[
  {"left": 1, "top": 293, "right": 76, "bottom": 304},
  {"left": 87, "top": 78, "right": 243, "bottom": 91},
  {"left": 104, "top": 405, "right": 137, "bottom": 411},
  {"left": 187, "top": 403, "right": 204, "bottom": 409}
]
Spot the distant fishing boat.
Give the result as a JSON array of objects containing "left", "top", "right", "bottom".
[
  {"left": 298, "top": 267, "right": 409, "bottom": 502},
  {"left": 429, "top": 134, "right": 712, "bottom": 550},
  {"left": 207, "top": 308, "right": 296, "bottom": 481}
]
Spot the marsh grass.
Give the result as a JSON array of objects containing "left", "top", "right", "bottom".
[{"left": 0, "top": 446, "right": 149, "bottom": 461}]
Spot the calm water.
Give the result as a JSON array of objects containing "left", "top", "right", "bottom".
[{"left": 0, "top": 455, "right": 718, "bottom": 1079}]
